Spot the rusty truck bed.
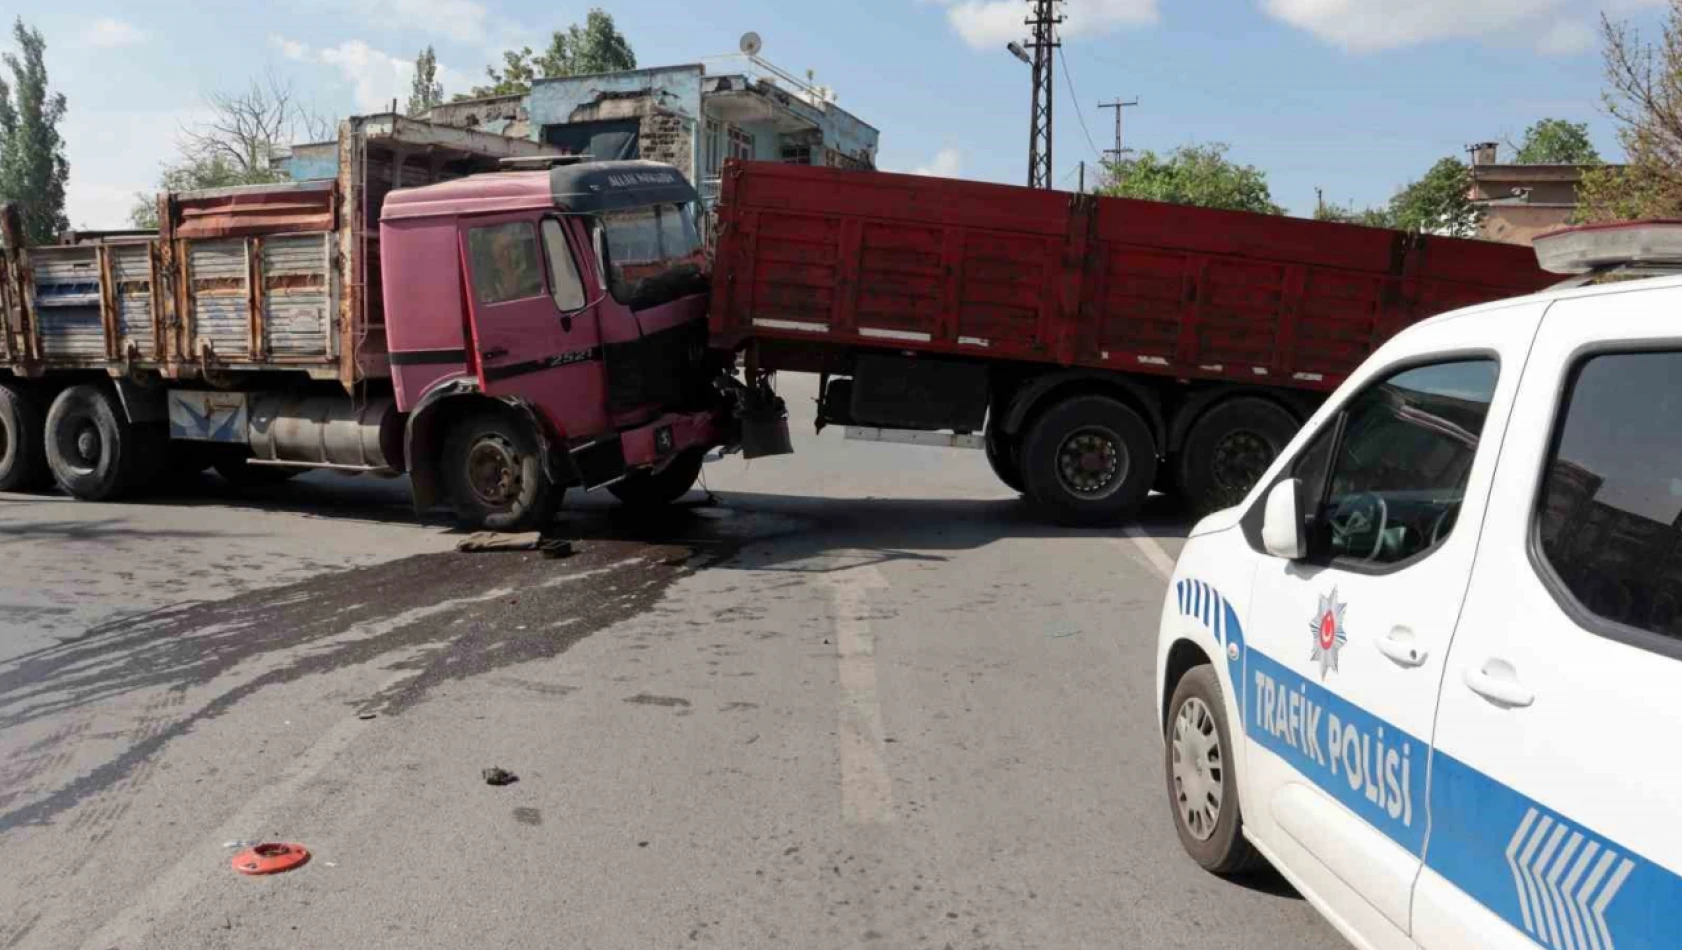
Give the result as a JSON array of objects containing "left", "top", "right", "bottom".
[
  {"left": 0, "top": 114, "right": 559, "bottom": 390},
  {"left": 708, "top": 162, "right": 1555, "bottom": 392}
]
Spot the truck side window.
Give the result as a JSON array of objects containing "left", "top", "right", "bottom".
[
  {"left": 1537, "top": 350, "right": 1682, "bottom": 642},
  {"left": 466, "top": 222, "right": 545, "bottom": 305},
  {"left": 1306, "top": 359, "right": 1499, "bottom": 567},
  {"left": 540, "top": 219, "right": 586, "bottom": 312}
]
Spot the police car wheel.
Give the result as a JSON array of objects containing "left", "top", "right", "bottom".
[{"left": 1165, "top": 665, "right": 1265, "bottom": 875}]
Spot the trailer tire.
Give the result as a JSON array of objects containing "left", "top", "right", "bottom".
[
  {"left": 43, "top": 384, "right": 153, "bottom": 501},
  {"left": 984, "top": 425, "right": 1025, "bottom": 494},
  {"left": 442, "top": 412, "right": 557, "bottom": 532},
  {"left": 1177, "top": 398, "right": 1298, "bottom": 517},
  {"left": 608, "top": 448, "right": 704, "bottom": 508},
  {"left": 1020, "top": 395, "right": 1157, "bottom": 526},
  {"left": 0, "top": 381, "right": 50, "bottom": 493}
]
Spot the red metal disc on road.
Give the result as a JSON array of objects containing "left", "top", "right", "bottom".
[{"left": 231, "top": 842, "right": 311, "bottom": 875}]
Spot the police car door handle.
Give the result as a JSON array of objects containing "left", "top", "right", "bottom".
[
  {"left": 1376, "top": 627, "right": 1428, "bottom": 668},
  {"left": 1464, "top": 659, "right": 1535, "bottom": 709}
]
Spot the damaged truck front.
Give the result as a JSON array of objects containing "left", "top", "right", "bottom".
[{"left": 0, "top": 115, "right": 735, "bottom": 530}]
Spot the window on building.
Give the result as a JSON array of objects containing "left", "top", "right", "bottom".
[
  {"left": 1290, "top": 359, "right": 1500, "bottom": 566},
  {"left": 540, "top": 218, "right": 586, "bottom": 312},
  {"left": 466, "top": 221, "right": 545, "bottom": 305},
  {"left": 728, "top": 125, "right": 754, "bottom": 162},
  {"left": 781, "top": 144, "right": 812, "bottom": 164},
  {"left": 1537, "top": 350, "right": 1682, "bottom": 641}
]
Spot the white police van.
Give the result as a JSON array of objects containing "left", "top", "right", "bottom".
[{"left": 1155, "top": 223, "right": 1682, "bottom": 950}]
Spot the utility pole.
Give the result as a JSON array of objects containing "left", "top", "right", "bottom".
[
  {"left": 1098, "top": 98, "right": 1139, "bottom": 166},
  {"left": 1025, "top": 0, "right": 1064, "bottom": 189},
  {"left": 1078, "top": 160, "right": 1085, "bottom": 194}
]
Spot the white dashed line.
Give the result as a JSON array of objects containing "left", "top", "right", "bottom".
[{"left": 828, "top": 565, "right": 895, "bottom": 825}]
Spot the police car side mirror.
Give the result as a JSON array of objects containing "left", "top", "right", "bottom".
[{"left": 1263, "top": 479, "right": 1308, "bottom": 560}]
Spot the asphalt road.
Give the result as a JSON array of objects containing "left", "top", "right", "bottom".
[{"left": 0, "top": 374, "right": 1345, "bottom": 950}]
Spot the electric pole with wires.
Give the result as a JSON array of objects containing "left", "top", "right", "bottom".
[
  {"left": 1098, "top": 98, "right": 1139, "bottom": 166},
  {"left": 1023, "top": 0, "right": 1063, "bottom": 189}
]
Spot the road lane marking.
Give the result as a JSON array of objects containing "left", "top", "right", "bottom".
[
  {"left": 1120, "top": 524, "right": 1178, "bottom": 580},
  {"left": 829, "top": 565, "right": 894, "bottom": 825}
]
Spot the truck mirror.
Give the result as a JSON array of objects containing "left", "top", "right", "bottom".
[{"left": 1263, "top": 478, "right": 1308, "bottom": 560}]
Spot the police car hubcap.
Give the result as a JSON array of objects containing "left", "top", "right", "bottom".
[{"left": 1172, "top": 696, "right": 1224, "bottom": 842}]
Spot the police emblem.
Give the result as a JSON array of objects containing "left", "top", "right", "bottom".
[{"left": 1309, "top": 588, "right": 1348, "bottom": 680}]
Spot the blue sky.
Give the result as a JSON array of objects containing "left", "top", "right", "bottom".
[{"left": 7, "top": 0, "right": 1667, "bottom": 228}]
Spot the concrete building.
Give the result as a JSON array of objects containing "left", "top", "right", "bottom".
[
  {"left": 418, "top": 61, "right": 879, "bottom": 204},
  {"left": 1467, "top": 143, "right": 1620, "bottom": 246}
]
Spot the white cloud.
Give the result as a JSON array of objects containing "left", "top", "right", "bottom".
[
  {"left": 273, "top": 36, "right": 475, "bottom": 113},
  {"left": 912, "top": 148, "right": 964, "bottom": 178},
  {"left": 1261, "top": 0, "right": 1663, "bottom": 54},
  {"left": 937, "top": 0, "right": 1159, "bottom": 49},
  {"left": 1536, "top": 17, "right": 1595, "bottom": 55},
  {"left": 81, "top": 18, "right": 149, "bottom": 49},
  {"left": 61, "top": 107, "right": 211, "bottom": 230}
]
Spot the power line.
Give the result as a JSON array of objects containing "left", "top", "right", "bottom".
[
  {"left": 1056, "top": 45, "right": 1104, "bottom": 163},
  {"left": 1098, "top": 98, "right": 1139, "bottom": 165}
]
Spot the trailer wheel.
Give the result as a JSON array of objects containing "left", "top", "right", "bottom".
[
  {"left": 0, "top": 381, "right": 49, "bottom": 493},
  {"left": 442, "top": 412, "right": 557, "bottom": 531},
  {"left": 1177, "top": 398, "right": 1298, "bottom": 517},
  {"left": 984, "top": 425, "right": 1024, "bottom": 494},
  {"left": 608, "top": 448, "right": 704, "bottom": 508},
  {"left": 43, "top": 384, "right": 154, "bottom": 501},
  {"left": 1021, "top": 395, "right": 1157, "bottom": 526}
]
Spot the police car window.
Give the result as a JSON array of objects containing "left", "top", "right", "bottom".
[
  {"left": 467, "top": 222, "right": 545, "bottom": 305},
  {"left": 1310, "top": 359, "right": 1499, "bottom": 566},
  {"left": 1538, "top": 350, "right": 1682, "bottom": 641}
]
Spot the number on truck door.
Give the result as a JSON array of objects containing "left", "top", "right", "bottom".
[{"left": 1417, "top": 288, "right": 1682, "bottom": 950}]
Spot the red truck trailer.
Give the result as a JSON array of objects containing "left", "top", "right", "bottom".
[{"left": 708, "top": 161, "right": 1556, "bottom": 524}]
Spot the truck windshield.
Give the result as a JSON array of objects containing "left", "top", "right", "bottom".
[{"left": 599, "top": 203, "right": 707, "bottom": 310}]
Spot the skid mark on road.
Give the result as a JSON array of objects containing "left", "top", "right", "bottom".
[{"left": 829, "top": 565, "right": 894, "bottom": 825}]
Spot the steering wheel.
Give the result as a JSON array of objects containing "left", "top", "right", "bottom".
[
  {"left": 1328, "top": 491, "right": 1389, "bottom": 562},
  {"left": 1430, "top": 503, "right": 1461, "bottom": 549}
]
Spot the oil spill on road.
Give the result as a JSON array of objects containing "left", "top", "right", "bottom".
[{"left": 0, "top": 537, "right": 710, "bottom": 833}]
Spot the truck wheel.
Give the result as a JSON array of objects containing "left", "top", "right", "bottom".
[
  {"left": 0, "top": 381, "right": 49, "bottom": 492},
  {"left": 442, "top": 412, "right": 557, "bottom": 531},
  {"left": 984, "top": 426, "right": 1025, "bottom": 494},
  {"left": 1165, "top": 665, "right": 1265, "bottom": 875},
  {"left": 1177, "top": 398, "right": 1298, "bottom": 516},
  {"left": 608, "top": 448, "right": 704, "bottom": 508},
  {"left": 43, "top": 384, "right": 152, "bottom": 501},
  {"left": 1020, "top": 395, "right": 1156, "bottom": 526}
]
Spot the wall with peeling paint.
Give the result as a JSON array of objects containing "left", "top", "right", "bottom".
[{"left": 529, "top": 65, "right": 704, "bottom": 186}]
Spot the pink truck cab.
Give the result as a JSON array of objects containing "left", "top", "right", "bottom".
[{"left": 381, "top": 160, "right": 728, "bottom": 529}]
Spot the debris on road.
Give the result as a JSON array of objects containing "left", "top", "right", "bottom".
[
  {"left": 482, "top": 767, "right": 519, "bottom": 786},
  {"left": 541, "top": 539, "right": 575, "bottom": 559},
  {"left": 1048, "top": 630, "right": 1079, "bottom": 639},
  {"left": 230, "top": 842, "right": 311, "bottom": 875},
  {"left": 457, "top": 532, "right": 543, "bottom": 553},
  {"left": 222, "top": 840, "right": 257, "bottom": 850},
  {"left": 357, "top": 712, "right": 377, "bottom": 720}
]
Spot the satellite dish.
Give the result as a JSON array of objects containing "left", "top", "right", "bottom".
[{"left": 739, "top": 32, "right": 762, "bottom": 56}]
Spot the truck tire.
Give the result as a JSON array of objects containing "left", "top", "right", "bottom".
[
  {"left": 1177, "top": 398, "right": 1299, "bottom": 517},
  {"left": 1020, "top": 395, "right": 1156, "bottom": 526},
  {"left": 442, "top": 412, "right": 557, "bottom": 532},
  {"left": 0, "top": 381, "right": 49, "bottom": 492},
  {"left": 608, "top": 448, "right": 704, "bottom": 508},
  {"left": 984, "top": 425, "right": 1025, "bottom": 494},
  {"left": 1165, "top": 664, "right": 1266, "bottom": 875},
  {"left": 43, "top": 384, "right": 154, "bottom": 501}
]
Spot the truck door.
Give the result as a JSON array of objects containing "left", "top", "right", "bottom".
[
  {"left": 1240, "top": 303, "right": 1543, "bottom": 934},
  {"left": 459, "top": 213, "right": 606, "bottom": 441},
  {"left": 1415, "top": 288, "right": 1682, "bottom": 950}
]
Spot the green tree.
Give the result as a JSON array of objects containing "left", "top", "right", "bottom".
[
  {"left": 1513, "top": 118, "right": 1602, "bottom": 164},
  {"left": 0, "top": 18, "right": 69, "bottom": 244},
  {"left": 1386, "top": 157, "right": 1484, "bottom": 237},
  {"left": 130, "top": 76, "right": 324, "bottom": 228},
  {"left": 1099, "top": 143, "right": 1284, "bottom": 215},
  {"left": 407, "top": 46, "right": 444, "bottom": 116},
  {"left": 1314, "top": 199, "right": 1397, "bottom": 228},
  {"left": 1577, "top": 6, "right": 1682, "bottom": 222},
  {"left": 461, "top": 9, "right": 636, "bottom": 100}
]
